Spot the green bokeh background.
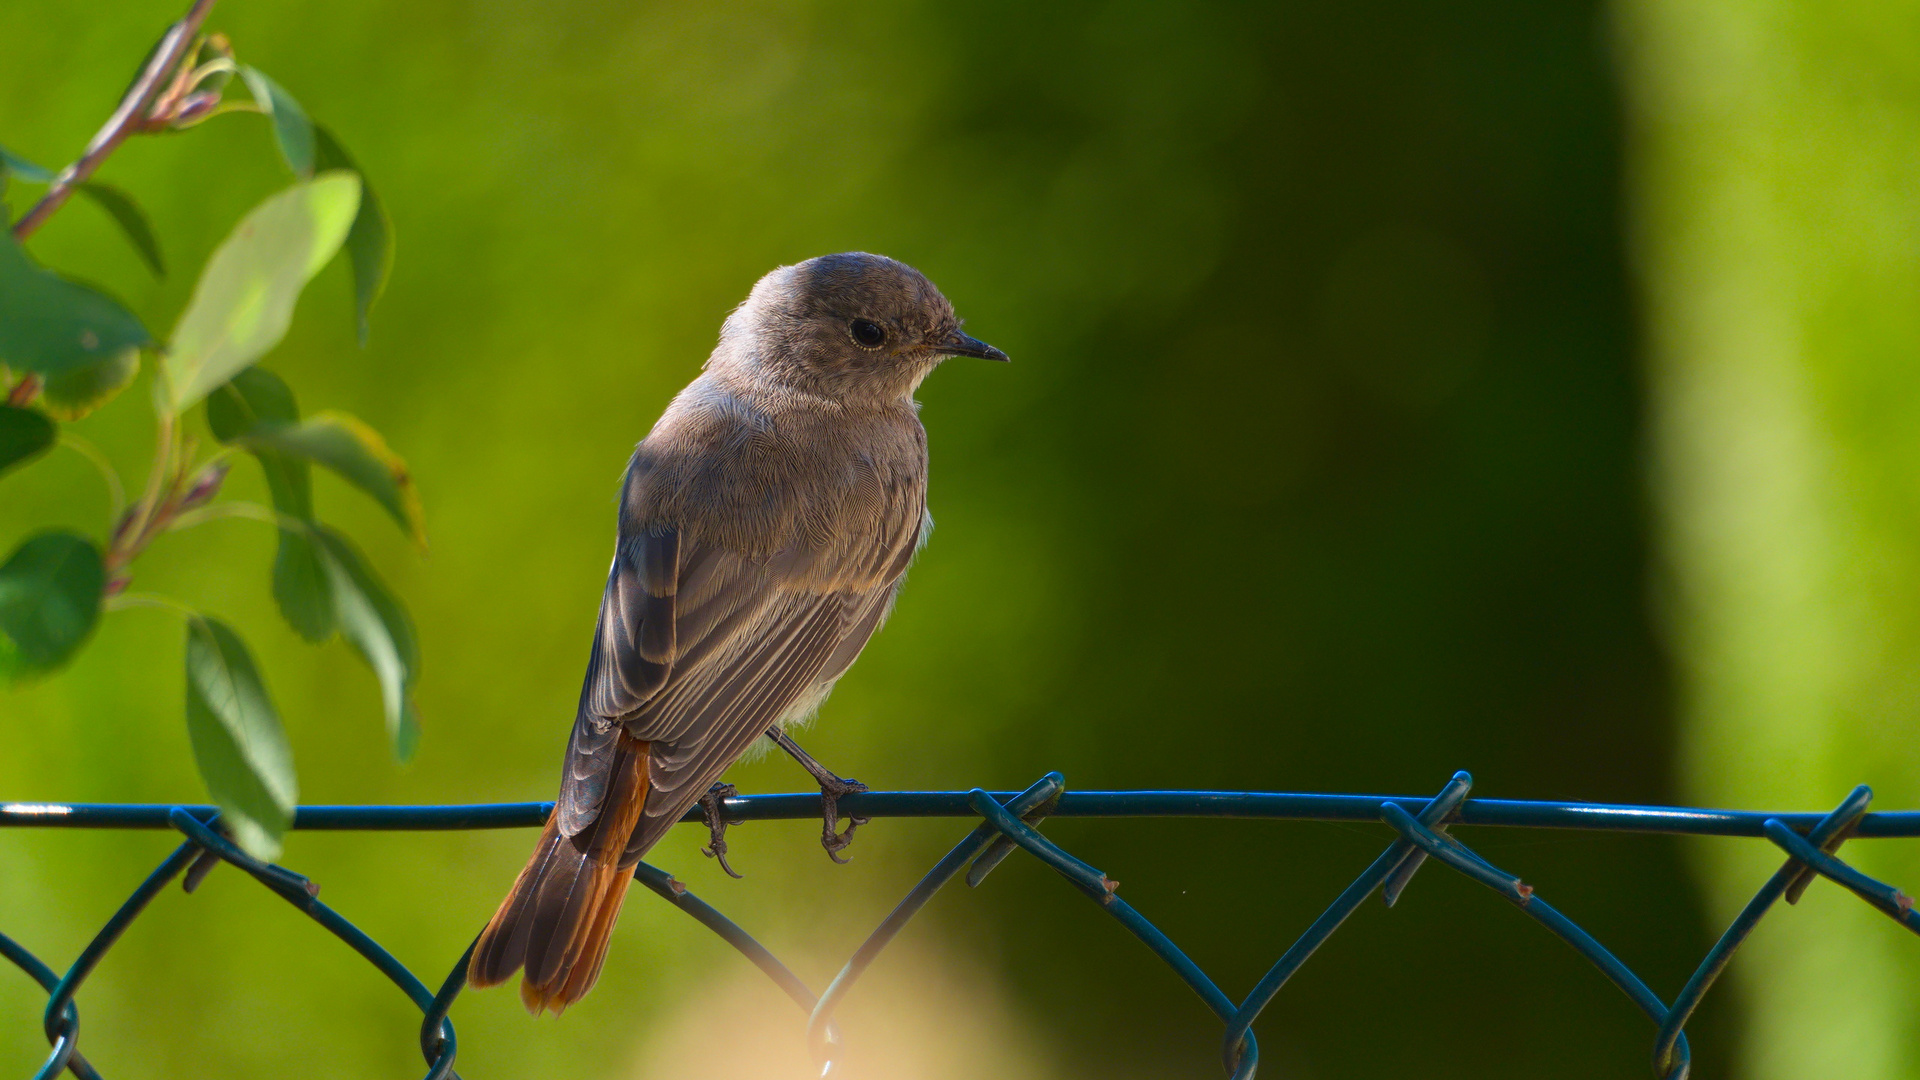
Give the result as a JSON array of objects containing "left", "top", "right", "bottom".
[{"left": 2, "top": 0, "right": 1914, "bottom": 1076}]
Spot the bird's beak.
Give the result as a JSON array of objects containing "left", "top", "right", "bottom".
[{"left": 936, "top": 329, "right": 1010, "bottom": 362}]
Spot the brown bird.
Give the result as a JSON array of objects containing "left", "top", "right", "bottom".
[{"left": 468, "top": 252, "right": 1006, "bottom": 1015}]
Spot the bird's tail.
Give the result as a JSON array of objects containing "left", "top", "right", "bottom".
[{"left": 468, "top": 731, "right": 651, "bottom": 1015}]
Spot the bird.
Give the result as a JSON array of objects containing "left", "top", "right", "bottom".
[{"left": 468, "top": 252, "right": 1007, "bottom": 1015}]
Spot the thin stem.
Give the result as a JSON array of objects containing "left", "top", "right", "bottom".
[
  {"left": 195, "top": 444, "right": 242, "bottom": 473},
  {"left": 137, "top": 409, "right": 176, "bottom": 514},
  {"left": 167, "top": 500, "right": 306, "bottom": 534},
  {"left": 105, "top": 592, "right": 198, "bottom": 619},
  {"left": 57, "top": 433, "right": 128, "bottom": 523},
  {"left": 10, "top": 0, "right": 219, "bottom": 242},
  {"left": 203, "top": 102, "right": 265, "bottom": 119},
  {"left": 187, "top": 57, "right": 238, "bottom": 86},
  {"left": 109, "top": 407, "right": 178, "bottom": 572}
]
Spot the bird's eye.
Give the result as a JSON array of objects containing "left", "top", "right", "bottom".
[{"left": 849, "top": 319, "right": 886, "bottom": 349}]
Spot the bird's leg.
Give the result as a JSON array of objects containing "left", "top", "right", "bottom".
[
  {"left": 697, "top": 781, "right": 744, "bottom": 878},
  {"left": 765, "top": 727, "right": 869, "bottom": 862}
]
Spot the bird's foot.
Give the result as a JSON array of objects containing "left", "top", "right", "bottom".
[
  {"left": 698, "top": 781, "right": 744, "bottom": 878},
  {"left": 764, "top": 726, "right": 872, "bottom": 863},
  {"left": 819, "top": 774, "right": 870, "bottom": 863}
]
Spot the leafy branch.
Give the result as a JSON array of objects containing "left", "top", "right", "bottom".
[
  {"left": 8, "top": 0, "right": 220, "bottom": 242},
  {"left": 1, "top": 1, "right": 416, "bottom": 859}
]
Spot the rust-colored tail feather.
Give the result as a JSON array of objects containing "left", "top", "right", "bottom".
[{"left": 469, "top": 733, "right": 650, "bottom": 1015}]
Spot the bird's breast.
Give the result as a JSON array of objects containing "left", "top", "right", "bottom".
[{"left": 625, "top": 386, "right": 927, "bottom": 585}]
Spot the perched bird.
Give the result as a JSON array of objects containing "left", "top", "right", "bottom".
[{"left": 468, "top": 252, "right": 1006, "bottom": 1015}]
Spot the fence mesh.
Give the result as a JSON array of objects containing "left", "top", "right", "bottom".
[{"left": 6, "top": 769, "right": 1920, "bottom": 1079}]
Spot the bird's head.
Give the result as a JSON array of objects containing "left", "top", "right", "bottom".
[{"left": 713, "top": 252, "right": 1007, "bottom": 401}]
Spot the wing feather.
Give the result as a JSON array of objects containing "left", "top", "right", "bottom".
[
  {"left": 620, "top": 594, "right": 860, "bottom": 858},
  {"left": 553, "top": 464, "right": 924, "bottom": 851}
]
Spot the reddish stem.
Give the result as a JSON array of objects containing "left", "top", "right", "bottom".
[
  {"left": 6, "top": 374, "right": 41, "bottom": 407},
  {"left": 9, "top": 0, "right": 218, "bottom": 242}
]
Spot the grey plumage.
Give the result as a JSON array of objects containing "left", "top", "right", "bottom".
[{"left": 469, "top": 252, "right": 1005, "bottom": 1013}]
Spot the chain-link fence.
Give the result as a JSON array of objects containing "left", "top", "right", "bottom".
[{"left": 5, "top": 770, "right": 1919, "bottom": 1079}]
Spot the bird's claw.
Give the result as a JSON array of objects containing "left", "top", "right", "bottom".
[
  {"left": 820, "top": 775, "right": 870, "bottom": 863},
  {"left": 763, "top": 726, "right": 872, "bottom": 864},
  {"left": 698, "top": 781, "right": 744, "bottom": 878}
]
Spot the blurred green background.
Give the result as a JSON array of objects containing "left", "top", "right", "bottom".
[{"left": 3, "top": 0, "right": 1916, "bottom": 1076}]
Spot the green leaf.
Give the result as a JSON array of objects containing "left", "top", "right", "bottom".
[
  {"left": 236, "top": 412, "right": 425, "bottom": 548},
  {"left": 0, "top": 144, "right": 54, "bottom": 184},
  {"left": 206, "top": 365, "right": 300, "bottom": 441},
  {"left": 272, "top": 528, "right": 334, "bottom": 643},
  {"left": 311, "top": 125, "right": 393, "bottom": 346},
  {"left": 39, "top": 348, "right": 138, "bottom": 420},
  {"left": 239, "top": 66, "right": 315, "bottom": 178},
  {"left": 75, "top": 182, "right": 165, "bottom": 277},
  {"left": 0, "top": 405, "right": 55, "bottom": 476},
  {"left": 0, "top": 231, "right": 152, "bottom": 377},
  {"left": 312, "top": 526, "right": 419, "bottom": 760},
  {"left": 207, "top": 367, "right": 313, "bottom": 515},
  {"left": 162, "top": 173, "right": 360, "bottom": 414},
  {"left": 206, "top": 367, "right": 329, "bottom": 640},
  {"left": 184, "top": 615, "right": 296, "bottom": 860},
  {"left": 0, "top": 531, "right": 105, "bottom": 681}
]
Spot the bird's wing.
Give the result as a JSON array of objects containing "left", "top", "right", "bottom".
[
  {"left": 554, "top": 503, "right": 922, "bottom": 853},
  {"left": 620, "top": 582, "right": 897, "bottom": 860}
]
